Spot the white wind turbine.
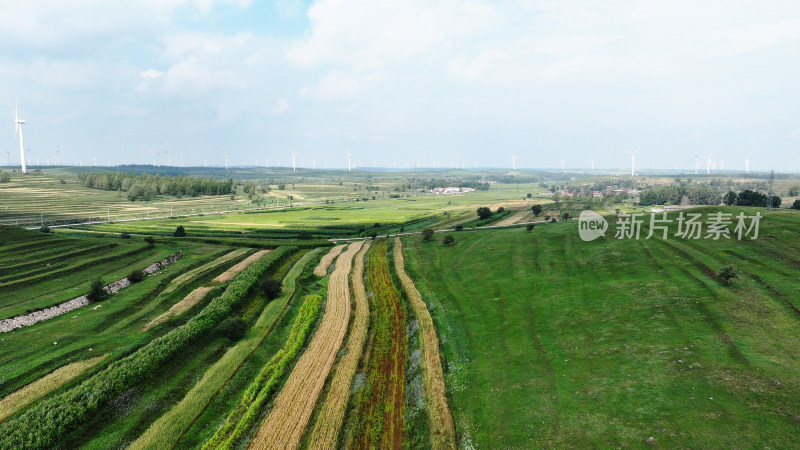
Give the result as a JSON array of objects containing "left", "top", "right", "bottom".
[
  {"left": 624, "top": 147, "right": 641, "bottom": 177},
  {"left": 453, "top": 153, "right": 460, "bottom": 169},
  {"left": 290, "top": 149, "right": 299, "bottom": 172},
  {"left": 14, "top": 102, "right": 26, "bottom": 174},
  {"left": 705, "top": 151, "right": 714, "bottom": 174},
  {"left": 347, "top": 147, "right": 352, "bottom": 172},
  {"left": 688, "top": 155, "right": 700, "bottom": 174},
  {"left": 510, "top": 154, "right": 519, "bottom": 170}
]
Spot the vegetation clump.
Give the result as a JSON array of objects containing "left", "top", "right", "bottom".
[
  {"left": 127, "top": 269, "right": 145, "bottom": 283},
  {"left": 719, "top": 265, "right": 738, "bottom": 285},
  {"left": 477, "top": 207, "right": 492, "bottom": 220},
  {"left": 259, "top": 278, "right": 283, "bottom": 300},
  {"left": 173, "top": 225, "right": 187, "bottom": 237},
  {"left": 421, "top": 228, "right": 434, "bottom": 242},
  {"left": 87, "top": 279, "right": 108, "bottom": 302},
  {"left": 443, "top": 235, "right": 455, "bottom": 245},
  {"left": 217, "top": 317, "right": 247, "bottom": 341}
]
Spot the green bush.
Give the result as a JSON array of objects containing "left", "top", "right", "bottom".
[
  {"left": 127, "top": 270, "right": 145, "bottom": 283},
  {"left": 87, "top": 279, "right": 108, "bottom": 302},
  {"left": 120, "top": 232, "right": 131, "bottom": 239},
  {"left": 443, "top": 235, "right": 455, "bottom": 245},
  {"left": 217, "top": 317, "right": 247, "bottom": 341},
  {"left": 259, "top": 278, "right": 283, "bottom": 300},
  {"left": 174, "top": 225, "right": 187, "bottom": 237}
]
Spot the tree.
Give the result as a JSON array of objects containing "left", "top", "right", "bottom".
[
  {"left": 39, "top": 226, "right": 51, "bottom": 233},
  {"left": 455, "top": 224, "right": 464, "bottom": 231},
  {"left": 120, "top": 232, "right": 131, "bottom": 239},
  {"left": 216, "top": 317, "right": 246, "bottom": 341},
  {"left": 421, "top": 228, "right": 435, "bottom": 242},
  {"left": 789, "top": 186, "right": 800, "bottom": 197},
  {"left": 260, "top": 278, "right": 283, "bottom": 299},
  {"left": 531, "top": 205, "right": 542, "bottom": 216},
  {"left": 497, "top": 206, "right": 505, "bottom": 214},
  {"left": 770, "top": 196, "right": 782, "bottom": 208},
  {"left": 561, "top": 211, "right": 571, "bottom": 221},
  {"left": 173, "top": 225, "right": 186, "bottom": 237},
  {"left": 144, "top": 236, "right": 156, "bottom": 248},
  {"left": 87, "top": 279, "right": 108, "bottom": 302},
  {"left": 127, "top": 269, "right": 145, "bottom": 283},
  {"left": 723, "top": 191, "right": 737, "bottom": 206},
  {"left": 719, "top": 265, "right": 738, "bottom": 285},
  {"left": 526, "top": 224, "right": 535, "bottom": 232},
  {"left": 526, "top": 193, "right": 532, "bottom": 198},
  {"left": 443, "top": 235, "right": 455, "bottom": 245},
  {"left": 792, "top": 199, "right": 800, "bottom": 210},
  {"left": 477, "top": 207, "right": 492, "bottom": 220}
]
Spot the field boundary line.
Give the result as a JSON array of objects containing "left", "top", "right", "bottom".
[{"left": 393, "top": 237, "right": 457, "bottom": 449}]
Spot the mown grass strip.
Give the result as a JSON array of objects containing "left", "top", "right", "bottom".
[
  {"left": 393, "top": 237, "right": 456, "bottom": 449},
  {"left": 0, "top": 355, "right": 108, "bottom": 423},
  {"left": 307, "top": 240, "right": 372, "bottom": 449},
  {"left": 141, "top": 286, "right": 217, "bottom": 332},
  {"left": 159, "top": 248, "right": 250, "bottom": 297},
  {"left": 201, "top": 294, "right": 324, "bottom": 450},
  {"left": 313, "top": 244, "right": 346, "bottom": 277},
  {"left": 129, "top": 249, "right": 321, "bottom": 450},
  {"left": 0, "top": 247, "right": 296, "bottom": 450},
  {"left": 213, "top": 250, "right": 271, "bottom": 284},
  {"left": 249, "top": 242, "right": 363, "bottom": 450}
]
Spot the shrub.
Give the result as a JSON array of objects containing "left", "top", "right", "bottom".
[
  {"left": 532, "top": 204, "right": 542, "bottom": 216},
  {"left": 477, "top": 207, "right": 492, "bottom": 220},
  {"left": 443, "top": 235, "right": 455, "bottom": 245},
  {"left": 497, "top": 206, "right": 505, "bottom": 214},
  {"left": 260, "top": 278, "right": 282, "bottom": 300},
  {"left": 526, "top": 224, "right": 535, "bottom": 232},
  {"left": 719, "top": 265, "right": 738, "bottom": 285},
  {"left": 455, "top": 224, "right": 464, "bottom": 231},
  {"left": 561, "top": 211, "right": 571, "bottom": 221},
  {"left": 792, "top": 199, "right": 800, "bottom": 210},
  {"left": 144, "top": 236, "right": 156, "bottom": 247},
  {"left": 127, "top": 270, "right": 145, "bottom": 283},
  {"left": 87, "top": 279, "right": 108, "bottom": 302},
  {"left": 217, "top": 317, "right": 247, "bottom": 341},
  {"left": 120, "top": 232, "right": 131, "bottom": 239},
  {"left": 173, "top": 225, "right": 186, "bottom": 237},
  {"left": 421, "top": 228, "right": 434, "bottom": 242},
  {"left": 38, "top": 226, "right": 51, "bottom": 233}
]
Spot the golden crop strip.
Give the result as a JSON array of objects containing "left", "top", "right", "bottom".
[
  {"left": 0, "top": 355, "right": 108, "bottom": 422},
  {"left": 307, "top": 240, "right": 372, "bottom": 449},
  {"left": 393, "top": 238, "right": 457, "bottom": 450},
  {"left": 249, "top": 241, "right": 364, "bottom": 450},
  {"left": 313, "top": 244, "right": 346, "bottom": 277},
  {"left": 161, "top": 249, "right": 249, "bottom": 296},
  {"left": 212, "top": 250, "right": 272, "bottom": 284},
  {"left": 142, "top": 286, "right": 217, "bottom": 332}
]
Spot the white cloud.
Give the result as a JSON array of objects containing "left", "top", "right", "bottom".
[{"left": 272, "top": 98, "right": 289, "bottom": 115}]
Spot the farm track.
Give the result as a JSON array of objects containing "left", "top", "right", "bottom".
[
  {"left": 313, "top": 244, "right": 346, "bottom": 277},
  {"left": 393, "top": 238, "right": 456, "bottom": 449},
  {"left": 307, "top": 240, "right": 372, "bottom": 449},
  {"left": 249, "top": 241, "right": 364, "bottom": 450},
  {"left": 213, "top": 250, "right": 271, "bottom": 283}
]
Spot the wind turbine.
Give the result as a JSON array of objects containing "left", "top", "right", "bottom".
[
  {"left": 688, "top": 155, "right": 700, "bottom": 174},
  {"left": 705, "top": 151, "right": 714, "bottom": 175},
  {"left": 14, "top": 102, "right": 26, "bottom": 174},
  {"left": 347, "top": 147, "right": 352, "bottom": 172},
  {"left": 290, "top": 149, "right": 299, "bottom": 172},
  {"left": 745, "top": 157, "right": 749, "bottom": 174},
  {"left": 510, "top": 154, "right": 519, "bottom": 170},
  {"left": 624, "top": 147, "right": 641, "bottom": 177},
  {"left": 225, "top": 153, "right": 228, "bottom": 170},
  {"left": 453, "top": 153, "right": 460, "bottom": 169}
]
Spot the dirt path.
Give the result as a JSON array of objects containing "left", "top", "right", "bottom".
[
  {"left": 313, "top": 244, "right": 346, "bottom": 277},
  {"left": 249, "top": 241, "right": 364, "bottom": 450},
  {"left": 307, "top": 241, "right": 372, "bottom": 449},
  {"left": 393, "top": 238, "right": 457, "bottom": 449}
]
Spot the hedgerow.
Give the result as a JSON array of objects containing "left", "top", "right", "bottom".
[{"left": 0, "top": 246, "right": 297, "bottom": 450}]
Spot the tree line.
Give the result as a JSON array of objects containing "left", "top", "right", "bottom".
[
  {"left": 638, "top": 186, "right": 722, "bottom": 206},
  {"left": 79, "top": 172, "right": 234, "bottom": 201}
]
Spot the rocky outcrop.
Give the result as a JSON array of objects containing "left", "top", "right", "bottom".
[{"left": 0, "top": 252, "right": 183, "bottom": 333}]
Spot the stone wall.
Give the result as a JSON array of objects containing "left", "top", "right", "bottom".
[{"left": 0, "top": 251, "right": 183, "bottom": 333}]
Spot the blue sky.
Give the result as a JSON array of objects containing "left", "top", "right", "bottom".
[{"left": 2, "top": 0, "right": 799, "bottom": 171}]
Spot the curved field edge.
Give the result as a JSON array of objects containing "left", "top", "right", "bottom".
[
  {"left": 201, "top": 294, "right": 324, "bottom": 450},
  {"left": 313, "top": 244, "right": 346, "bottom": 277},
  {"left": 0, "top": 247, "right": 297, "bottom": 450},
  {"left": 129, "top": 248, "right": 322, "bottom": 449},
  {"left": 393, "top": 237, "right": 457, "bottom": 449},
  {"left": 306, "top": 240, "right": 373, "bottom": 449},
  {"left": 249, "top": 241, "right": 364, "bottom": 450}
]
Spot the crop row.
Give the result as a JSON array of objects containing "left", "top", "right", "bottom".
[
  {"left": 250, "top": 241, "right": 363, "bottom": 449},
  {"left": 313, "top": 244, "right": 346, "bottom": 277},
  {"left": 0, "top": 246, "right": 297, "bottom": 450},
  {"left": 348, "top": 239, "right": 407, "bottom": 448},
  {"left": 202, "top": 294, "right": 324, "bottom": 450},
  {"left": 307, "top": 240, "right": 372, "bottom": 448}
]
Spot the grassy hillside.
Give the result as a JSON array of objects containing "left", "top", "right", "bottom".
[{"left": 403, "top": 208, "right": 800, "bottom": 448}]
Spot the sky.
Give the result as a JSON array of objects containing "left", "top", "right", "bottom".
[{"left": 2, "top": 0, "right": 800, "bottom": 172}]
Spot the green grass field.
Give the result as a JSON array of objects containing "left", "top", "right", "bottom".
[{"left": 403, "top": 208, "right": 800, "bottom": 447}]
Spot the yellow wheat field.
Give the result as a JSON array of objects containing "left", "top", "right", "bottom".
[
  {"left": 213, "top": 250, "right": 271, "bottom": 283},
  {"left": 393, "top": 238, "right": 457, "bottom": 450},
  {"left": 161, "top": 249, "right": 249, "bottom": 296},
  {"left": 307, "top": 240, "right": 372, "bottom": 449},
  {"left": 249, "top": 241, "right": 364, "bottom": 450},
  {"left": 0, "top": 355, "right": 108, "bottom": 422},
  {"left": 142, "top": 286, "right": 217, "bottom": 332},
  {"left": 313, "top": 244, "right": 346, "bottom": 277}
]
